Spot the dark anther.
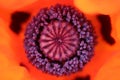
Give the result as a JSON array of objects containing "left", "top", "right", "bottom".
[
  {"left": 97, "top": 14, "right": 115, "bottom": 45},
  {"left": 10, "top": 11, "right": 30, "bottom": 34},
  {"left": 74, "top": 75, "right": 90, "bottom": 80}
]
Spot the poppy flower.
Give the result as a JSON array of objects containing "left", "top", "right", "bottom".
[{"left": 0, "top": 0, "right": 120, "bottom": 80}]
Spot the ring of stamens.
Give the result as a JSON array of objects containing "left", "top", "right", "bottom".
[{"left": 24, "top": 4, "right": 96, "bottom": 76}]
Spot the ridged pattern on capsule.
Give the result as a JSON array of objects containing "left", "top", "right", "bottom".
[
  {"left": 24, "top": 4, "right": 96, "bottom": 76},
  {"left": 39, "top": 21, "right": 79, "bottom": 61}
]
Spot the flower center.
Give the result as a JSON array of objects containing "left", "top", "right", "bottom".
[
  {"left": 39, "top": 21, "right": 79, "bottom": 61},
  {"left": 24, "top": 4, "right": 96, "bottom": 76},
  {"left": 54, "top": 37, "right": 63, "bottom": 45}
]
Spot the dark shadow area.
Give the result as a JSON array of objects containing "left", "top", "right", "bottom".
[
  {"left": 19, "top": 62, "right": 29, "bottom": 71},
  {"left": 10, "top": 11, "right": 30, "bottom": 34},
  {"left": 97, "top": 14, "right": 115, "bottom": 45},
  {"left": 74, "top": 75, "right": 90, "bottom": 80}
]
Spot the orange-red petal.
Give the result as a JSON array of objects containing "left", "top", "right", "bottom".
[
  {"left": 74, "top": 0, "right": 120, "bottom": 14},
  {"left": 94, "top": 52, "right": 120, "bottom": 80}
]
